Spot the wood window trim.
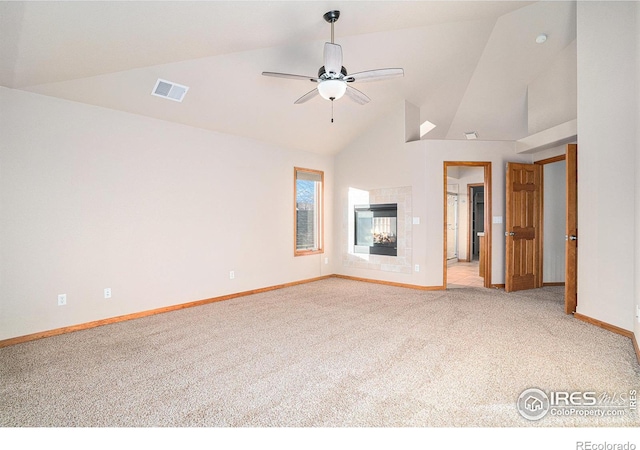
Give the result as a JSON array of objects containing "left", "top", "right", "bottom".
[{"left": 294, "top": 167, "right": 324, "bottom": 257}]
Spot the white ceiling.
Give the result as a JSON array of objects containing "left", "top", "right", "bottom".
[{"left": 0, "top": 1, "right": 577, "bottom": 155}]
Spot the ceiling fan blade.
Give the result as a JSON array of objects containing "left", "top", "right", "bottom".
[
  {"left": 345, "top": 86, "right": 370, "bottom": 105},
  {"left": 262, "top": 72, "right": 318, "bottom": 82},
  {"left": 323, "top": 43, "right": 343, "bottom": 75},
  {"left": 345, "top": 68, "right": 404, "bottom": 83},
  {"left": 294, "top": 88, "right": 320, "bottom": 104}
]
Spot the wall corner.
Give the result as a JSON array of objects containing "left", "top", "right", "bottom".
[{"left": 405, "top": 101, "right": 420, "bottom": 143}]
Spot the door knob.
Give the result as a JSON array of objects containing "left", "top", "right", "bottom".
[
  {"left": 565, "top": 235, "right": 577, "bottom": 241},
  {"left": 505, "top": 231, "right": 515, "bottom": 237}
]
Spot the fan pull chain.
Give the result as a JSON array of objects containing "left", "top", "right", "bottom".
[{"left": 331, "top": 99, "right": 334, "bottom": 123}]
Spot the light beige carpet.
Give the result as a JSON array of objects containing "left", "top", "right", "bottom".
[{"left": 1, "top": 278, "right": 638, "bottom": 427}]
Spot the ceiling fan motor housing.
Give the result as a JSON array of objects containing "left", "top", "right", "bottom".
[{"left": 318, "top": 66, "right": 348, "bottom": 80}]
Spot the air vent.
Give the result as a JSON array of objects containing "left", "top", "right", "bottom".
[
  {"left": 464, "top": 131, "right": 478, "bottom": 140},
  {"left": 151, "top": 78, "right": 189, "bottom": 102}
]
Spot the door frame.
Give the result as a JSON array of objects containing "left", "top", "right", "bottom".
[
  {"left": 533, "top": 148, "right": 577, "bottom": 313},
  {"left": 534, "top": 154, "right": 566, "bottom": 287},
  {"left": 565, "top": 144, "right": 578, "bottom": 314},
  {"left": 443, "top": 162, "right": 492, "bottom": 289}
]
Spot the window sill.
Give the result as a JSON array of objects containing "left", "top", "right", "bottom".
[{"left": 295, "top": 249, "right": 324, "bottom": 257}]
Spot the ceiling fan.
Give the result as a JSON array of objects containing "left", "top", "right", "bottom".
[{"left": 262, "top": 10, "right": 404, "bottom": 117}]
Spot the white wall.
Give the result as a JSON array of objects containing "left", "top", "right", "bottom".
[
  {"left": 334, "top": 101, "right": 531, "bottom": 287},
  {"left": 542, "top": 160, "right": 566, "bottom": 283},
  {"left": 528, "top": 40, "right": 577, "bottom": 135},
  {"left": 636, "top": 2, "right": 640, "bottom": 342},
  {"left": 576, "top": 2, "right": 636, "bottom": 331},
  {"left": 0, "top": 87, "right": 334, "bottom": 340}
]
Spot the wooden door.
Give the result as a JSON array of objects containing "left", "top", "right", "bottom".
[
  {"left": 505, "top": 163, "right": 542, "bottom": 292},
  {"left": 565, "top": 144, "right": 578, "bottom": 313}
]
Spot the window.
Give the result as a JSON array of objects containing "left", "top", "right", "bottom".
[{"left": 294, "top": 167, "right": 323, "bottom": 256}]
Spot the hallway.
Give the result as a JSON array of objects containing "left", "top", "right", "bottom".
[{"left": 447, "top": 260, "right": 484, "bottom": 289}]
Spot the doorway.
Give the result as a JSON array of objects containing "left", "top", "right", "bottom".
[
  {"left": 446, "top": 191, "right": 458, "bottom": 260},
  {"left": 444, "top": 162, "right": 492, "bottom": 289},
  {"left": 468, "top": 184, "right": 484, "bottom": 263},
  {"left": 503, "top": 144, "right": 577, "bottom": 314},
  {"left": 529, "top": 145, "right": 577, "bottom": 313}
]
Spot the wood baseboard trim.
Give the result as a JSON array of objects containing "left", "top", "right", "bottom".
[
  {"left": 543, "top": 282, "right": 565, "bottom": 287},
  {"left": 573, "top": 313, "right": 634, "bottom": 339},
  {"left": 5, "top": 274, "right": 631, "bottom": 359},
  {"left": 0, "top": 275, "right": 333, "bottom": 349},
  {"left": 333, "top": 274, "right": 444, "bottom": 291},
  {"left": 633, "top": 333, "right": 640, "bottom": 365}
]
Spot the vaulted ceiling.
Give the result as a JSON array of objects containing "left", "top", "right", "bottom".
[{"left": 0, "top": 1, "right": 577, "bottom": 155}]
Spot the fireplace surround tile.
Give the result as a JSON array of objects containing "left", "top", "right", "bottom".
[{"left": 343, "top": 186, "right": 412, "bottom": 274}]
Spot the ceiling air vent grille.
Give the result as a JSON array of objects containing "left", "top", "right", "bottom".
[{"left": 151, "top": 78, "right": 189, "bottom": 102}]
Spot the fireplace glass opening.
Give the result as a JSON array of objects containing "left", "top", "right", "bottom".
[{"left": 354, "top": 203, "right": 398, "bottom": 256}]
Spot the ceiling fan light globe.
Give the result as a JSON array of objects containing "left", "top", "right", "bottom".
[{"left": 317, "top": 79, "right": 347, "bottom": 100}]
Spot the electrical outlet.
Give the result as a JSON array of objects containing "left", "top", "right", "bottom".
[
  {"left": 104, "top": 288, "right": 112, "bottom": 299},
  {"left": 57, "top": 294, "right": 67, "bottom": 306},
  {"left": 324, "top": 258, "right": 329, "bottom": 265},
  {"left": 415, "top": 264, "right": 420, "bottom": 272},
  {"left": 229, "top": 270, "right": 235, "bottom": 280}
]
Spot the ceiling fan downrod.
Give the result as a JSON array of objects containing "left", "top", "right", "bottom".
[{"left": 323, "top": 10, "right": 340, "bottom": 44}]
